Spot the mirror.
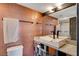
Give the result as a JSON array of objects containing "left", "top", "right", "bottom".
[{"left": 49, "top": 4, "right": 77, "bottom": 46}]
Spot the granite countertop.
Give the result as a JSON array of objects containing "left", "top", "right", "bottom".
[
  {"left": 59, "top": 44, "right": 77, "bottom": 56},
  {"left": 34, "top": 36, "right": 77, "bottom": 56}
]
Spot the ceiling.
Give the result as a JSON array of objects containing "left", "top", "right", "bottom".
[
  {"left": 18, "top": 3, "right": 76, "bottom": 19},
  {"left": 18, "top": 3, "right": 56, "bottom": 12}
]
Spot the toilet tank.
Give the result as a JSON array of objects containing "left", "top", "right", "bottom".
[{"left": 7, "top": 45, "right": 23, "bottom": 56}]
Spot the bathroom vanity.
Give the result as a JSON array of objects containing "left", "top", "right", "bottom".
[{"left": 34, "top": 35, "right": 77, "bottom": 56}]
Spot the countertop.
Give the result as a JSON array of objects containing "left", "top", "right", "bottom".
[
  {"left": 59, "top": 44, "right": 77, "bottom": 56},
  {"left": 34, "top": 35, "right": 77, "bottom": 56}
]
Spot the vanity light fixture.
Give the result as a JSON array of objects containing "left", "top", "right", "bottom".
[
  {"left": 49, "top": 9, "right": 54, "bottom": 13},
  {"left": 55, "top": 3, "right": 64, "bottom": 9},
  {"left": 45, "top": 3, "right": 64, "bottom": 14},
  {"left": 47, "top": 6, "right": 54, "bottom": 12},
  {"left": 43, "top": 3, "right": 76, "bottom": 16},
  {"left": 56, "top": 3, "right": 63, "bottom": 6},
  {"left": 57, "top": 5, "right": 62, "bottom": 9}
]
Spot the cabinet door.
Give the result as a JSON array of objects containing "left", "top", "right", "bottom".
[{"left": 48, "top": 47, "right": 56, "bottom": 56}]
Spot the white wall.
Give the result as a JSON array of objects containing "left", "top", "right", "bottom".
[{"left": 58, "top": 18, "right": 70, "bottom": 37}]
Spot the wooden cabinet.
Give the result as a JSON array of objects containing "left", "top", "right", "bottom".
[
  {"left": 48, "top": 47, "right": 57, "bottom": 56},
  {"left": 34, "top": 42, "right": 57, "bottom": 56}
]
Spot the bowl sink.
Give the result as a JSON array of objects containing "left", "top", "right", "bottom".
[
  {"left": 39, "top": 36, "right": 53, "bottom": 42},
  {"left": 39, "top": 36, "right": 68, "bottom": 48},
  {"left": 51, "top": 38, "right": 67, "bottom": 48},
  {"left": 49, "top": 36, "right": 68, "bottom": 48}
]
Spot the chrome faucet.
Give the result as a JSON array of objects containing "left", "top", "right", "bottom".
[
  {"left": 51, "top": 26, "right": 60, "bottom": 39},
  {"left": 51, "top": 31, "right": 55, "bottom": 39},
  {"left": 51, "top": 26, "right": 56, "bottom": 39},
  {"left": 57, "top": 30, "right": 60, "bottom": 38}
]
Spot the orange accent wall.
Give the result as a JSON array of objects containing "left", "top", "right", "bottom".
[
  {"left": 0, "top": 20, "right": 6, "bottom": 55},
  {"left": 0, "top": 3, "right": 57, "bottom": 56},
  {"left": 42, "top": 16, "right": 58, "bottom": 35}
]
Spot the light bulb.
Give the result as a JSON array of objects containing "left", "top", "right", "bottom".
[
  {"left": 49, "top": 9, "right": 54, "bottom": 13},
  {"left": 56, "top": 3, "right": 63, "bottom": 6},
  {"left": 47, "top": 6, "right": 54, "bottom": 12},
  {"left": 55, "top": 3, "right": 63, "bottom": 9}
]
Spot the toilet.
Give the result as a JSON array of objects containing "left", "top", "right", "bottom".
[{"left": 7, "top": 45, "right": 23, "bottom": 56}]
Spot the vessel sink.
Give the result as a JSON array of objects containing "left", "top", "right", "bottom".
[
  {"left": 49, "top": 35, "right": 68, "bottom": 48},
  {"left": 39, "top": 36, "right": 53, "bottom": 42},
  {"left": 50, "top": 38, "right": 67, "bottom": 48},
  {"left": 39, "top": 36, "right": 68, "bottom": 48}
]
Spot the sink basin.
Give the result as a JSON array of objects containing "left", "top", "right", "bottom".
[
  {"left": 39, "top": 36, "right": 53, "bottom": 42},
  {"left": 49, "top": 35, "right": 68, "bottom": 48},
  {"left": 51, "top": 38, "right": 67, "bottom": 48},
  {"left": 48, "top": 35, "right": 68, "bottom": 39},
  {"left": 39, "top": 36, "right": 68, "bottom": 48}
]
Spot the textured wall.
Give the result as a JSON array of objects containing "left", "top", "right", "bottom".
[
  {"left": 0, "top": 3, "right": 57, "bottom": 56},
  {"left": 42, "top": 16, "right": 58, "bottom": 35},
  {"left": 0, "top": 20, "right": 6, "bottom": 55}
]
